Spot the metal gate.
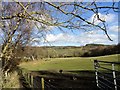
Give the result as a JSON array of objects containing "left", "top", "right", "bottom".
[{"left": 94, "top": 60, "right": 120, "bottom": 90}]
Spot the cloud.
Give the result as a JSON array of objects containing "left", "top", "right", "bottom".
[
  {"left": 45, "top": 33, "right": 75, "bottom": 42},
  {"left": 89, "top": 13, "right": 116, "bottom": 25},
  {"left": 43, "top": 31, "right": 118, "bottom": 46},
  {"left": 109, "top": 25, "right": 120, "bottom": 32}
]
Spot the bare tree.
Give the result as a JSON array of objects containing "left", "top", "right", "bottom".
[{"left": 0, "top": 2, "right": 42, "bottom": 75}]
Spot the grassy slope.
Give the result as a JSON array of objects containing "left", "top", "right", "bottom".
[{"left": 19, "top": 54, "right": 120, "bottom": 71}]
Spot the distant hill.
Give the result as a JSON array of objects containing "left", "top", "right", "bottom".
[
  {"left": 18, "top": 44, "right": 119, "bottom": 59},
  {"left": 1, "top": 44, "right": 119, "bottom": 59},
  {"left": 85, "top": 44, "right": 108, "bottom": 46},
  {"left": 82, "top": 44, "right": 119, "bottom": 57}
]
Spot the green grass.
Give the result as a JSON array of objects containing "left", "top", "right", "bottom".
[{"left": 19, "top": 54, "right": 120, "bottom": 71}]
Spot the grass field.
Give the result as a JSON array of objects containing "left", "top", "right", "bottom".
[{"left": 19, "top": 54, "right": 120, "bottom": 71}]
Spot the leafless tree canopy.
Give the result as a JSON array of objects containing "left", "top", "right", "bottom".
[{"left": 0, "top": 1, "right": 119, "bottom": 73}]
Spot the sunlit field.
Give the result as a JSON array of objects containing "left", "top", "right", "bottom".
[{"left": 19, "top": 54, "right": 120, "bottom": 71}]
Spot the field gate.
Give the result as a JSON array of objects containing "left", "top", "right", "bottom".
[{"left": 94, "top": 60, "right": 120, "bottom": 90}]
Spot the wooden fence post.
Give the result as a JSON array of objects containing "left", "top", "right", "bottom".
[
  {"left": 30, "top": 73, "right": 33, "bottom": 87},
  {"left": 41, "top": 77, "right": 44, "bottom": 90}
]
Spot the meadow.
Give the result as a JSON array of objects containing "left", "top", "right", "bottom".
[
  {"left": 19, "top": 54, "right": 120, "bottom": 71},
  {"left": 7, "top": 54, "right": 118, "bottom": 88}
]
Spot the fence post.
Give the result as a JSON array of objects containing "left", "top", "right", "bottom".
[
  {"left": 94, "top": 60, "right": 99, "bottom": 87},
  {"left": 26, "top": 73, "right": 29, "bottom": 81},
  {"left": 112, "top": 63, "right": 117, "bottom": 90},
  {"left": 30, "top": 73, "right": 33, "bottom": 88},
  {"left": 28, "top": 73, "right": 30, "bottom": 82},
  {"left": 41, "top": 77, "right": 44, "bottom": 90}
]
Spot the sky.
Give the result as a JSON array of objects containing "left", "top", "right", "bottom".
[
  {"left": 0, "top": 1, "right": 119, "bottom": 46},
  {"left": 34, "top": 2, "right": 119, "bottom": 46}
]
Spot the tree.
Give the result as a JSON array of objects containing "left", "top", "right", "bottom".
[
  {"left": 0, "top": 1, "right": 119, "bottom": 74},
  {"left": 0, "top": 2, "right": 44, "bottom": 75}
]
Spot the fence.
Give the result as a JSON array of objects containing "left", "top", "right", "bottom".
[
  {"left": 94, "top": 60, "right": 120, "bottom": 90},
  {"left": 22, "top": 70, "right": 99, "bottom": 89}
]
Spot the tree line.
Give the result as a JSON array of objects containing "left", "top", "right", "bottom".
[{"left": 15, "top": 44, "right": 120, "bottom": 60}]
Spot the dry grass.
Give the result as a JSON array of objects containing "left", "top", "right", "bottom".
[{"left": 2, "top": 71, "right": 20, "bottom": 88}]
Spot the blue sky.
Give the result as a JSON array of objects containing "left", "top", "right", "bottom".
[
  {"left": 0, "top": 2, "right": 119, "bottom": 46},
  {"left": 33, "top": 2, "right": 119, "bottom": 46}
]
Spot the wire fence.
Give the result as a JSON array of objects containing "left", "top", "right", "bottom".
[
  {"left": 94, "top": 60, "right": 120, "bottom": 90},
  {"left": 22, "top": 70, "right": 99, "bottom": 89},
  {"left": 22, "top": 72, "right": 62, "bottom": 89}
]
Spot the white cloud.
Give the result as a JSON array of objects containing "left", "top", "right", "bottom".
[
  {"left": 109, "top": 25, "right": 120, "bottom": 32},
  {"left": 45, "top": 33, "right": 75, "bottom": 42},
  {"left": 44, "top": 31, "right": 118, "bottom": 46},
  {"left": 89, "top": 13, "right": 115, "bottom": 25}
]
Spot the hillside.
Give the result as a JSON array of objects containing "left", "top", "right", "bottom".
[
  {"left": 1, "top": 44, "right": 119, "bottom": 60},
  {"left": 19, "top": 44, "right": 120, "bottom": 59}
]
